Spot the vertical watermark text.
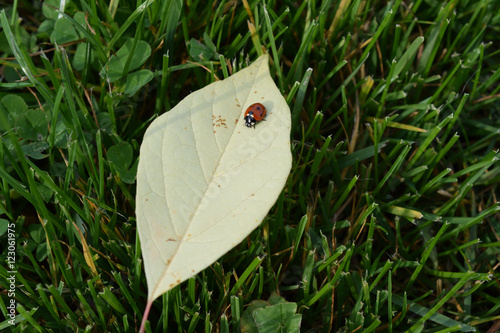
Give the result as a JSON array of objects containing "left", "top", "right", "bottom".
[{"left": 6, "top": 221, "right": 17, "bottom": 326}]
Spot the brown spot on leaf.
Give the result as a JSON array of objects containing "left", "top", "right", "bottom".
[{"left": 213, "top": 115, "right": 228, "bottom": 129}]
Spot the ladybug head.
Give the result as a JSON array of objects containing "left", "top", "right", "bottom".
[{"left": 244, "top": 114, "right": 256, "bottom": 128}]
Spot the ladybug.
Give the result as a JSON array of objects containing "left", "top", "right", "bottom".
[{"left": 244, "top": 103, "right": 267, "bottom": 128}]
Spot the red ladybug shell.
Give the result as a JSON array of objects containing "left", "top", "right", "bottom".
[{"left": 243, "top": 103, "right": 267, "bottom": 128}]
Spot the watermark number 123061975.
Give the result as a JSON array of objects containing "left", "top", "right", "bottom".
[{"left": 6, "top": 221, "right": 17, "bottom": 326}]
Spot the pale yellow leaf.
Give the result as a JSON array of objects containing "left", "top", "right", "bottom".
[{"left": 136, "top": 55, "right": 292, "bottom": 301}]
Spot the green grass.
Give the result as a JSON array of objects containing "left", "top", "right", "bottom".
[{"left": 1, "top": 0, "right": 500, "bottom": 332}]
